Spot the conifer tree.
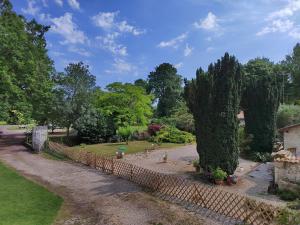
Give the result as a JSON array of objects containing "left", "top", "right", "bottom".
[
  {"left": 241, "top": 58, "right": 281, "bottom": 153},
  {"left": 184, "top": 53, "right": 243, "bottom": 174}
]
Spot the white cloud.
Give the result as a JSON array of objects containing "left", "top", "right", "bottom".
[
  {"left": 68, "top": 0, "right": 80, "bottom": 10},
  {"left": 92, "top": 11, "right": 145, "bottom": 35},
  {"left": 194, "top": 12, "right": 219, "bottom": 31},
  {"left": 158, "top": 33, "right": 187, "bottom": 48},
  {"left": 68, "top": 46, "right": 91, "bottom": 57},
  {"left": 96, "top": 33, "right": 127, "bottom": 56},
  {"left": 257, "top": 1, "right": 300, "bottom": 39},
  {"left": 39, "top": 13, "right": 51, "bottom": 22},
  {"left": 268, "top": 0, "right": 300, "bottom": 20},
  {"left": 92, "top": 12, "right": 118, "bottom": 29},
  {"left": 105, "top": 58, "right": 136, "bottom": 74},
  {"left": 51, "top": 13, "right": 88, "bottom": 45},
  {"left": 256, "top": 19, "right": 294, "bottom": 36},
  {"left": 21, "top": 0, "right": 39, "bottom": 16},
  {"left": 117, "top": 21, "right": 145, "bottom": 36},
  {"left": 174, "top": 62, "right": 183, "bottom": 69},
  {"left": 55, "top": 0, "right": 63, "bottom": 7},
  {"left": 184, "top": 43, "right": 193, "bottom": 56}
]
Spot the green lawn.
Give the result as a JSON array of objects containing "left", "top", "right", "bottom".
[
  {"left": 0, "top": 162, "right": 63, "bottom": 225},
  {"left": 67, "top": 141, "right": 186, "bottom": 156},
  {"left": 0, "top": 121, "right": 7, "bottom": 125}
]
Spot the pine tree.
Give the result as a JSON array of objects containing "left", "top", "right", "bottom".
[
  {"left": 184, "top": 53, "right": 243, "bottom": 174},
  {"left": 241, "top": 58, "right": 281, "bottom": 153}
]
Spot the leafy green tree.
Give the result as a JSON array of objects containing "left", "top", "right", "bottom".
[
  {"left": 281, "top": 43, "right": 300, "bottom": 102},
  {"left": 241, "top": 58, "right": 281, "bottom": 153},
  {"left": 94, "top": 82, "right": 153, "bottom": 128},
  {"left": 277, "top": 104, "right": 300, "bottom": 128},
  {"left": 148, "top": 63, "right": 182, "bottom": 117},
  {"left": 185, "top": 53, "right": 243, "bottom": 174},
  {"left": 73, "top": 108, "right": 115, "bottom": 143},
  {"left": 0, "top": 0, "right": 54, "bottom": 124},
  {"left": 56, "top": 62, "right": 96, "bottom": 136},
  {"left": 134, "top": 79, "right": 149, "bottom": 92}
]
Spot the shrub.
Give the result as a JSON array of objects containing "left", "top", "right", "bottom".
[
  {"left": 117, "top": 126, "right": 136, "bottom": 144},
  {"left": 277, "top": 104, "right": 300, "bottom": 128},
  {"left": 277, "top": 189, "right": 299, "bottom": 201},
  {"left": 148, "top": 124, "right": 162, "bottom": 136},
  {"left": 151, "top": 126, "right": 195, "bottom": 144},
  {"left": 276, "top": 208, "right": 300, "bottom": 225},
  {"left": 192, "top": 159, "right": 199, "bottom": 168},
  {"left": 212, "top": 167, "right": 227, "bottom": 180},
  {"left": 238, "top": 126, "right": 253, "bottom": 156},
  {"left": 250, "top": 152, "right": 273, "bottom": 163}
]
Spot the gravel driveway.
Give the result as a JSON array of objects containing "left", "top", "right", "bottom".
[{"left": 0, "top": 126, "right": 214, "bottom": 225}]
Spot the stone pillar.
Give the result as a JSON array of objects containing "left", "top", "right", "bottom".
[{"left": 32, "top": 126, "right": 48, "bottom": 152}]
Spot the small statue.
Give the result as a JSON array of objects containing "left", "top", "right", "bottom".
[{"left": 162, "top": 152, "right": 168, "bottom": 163}]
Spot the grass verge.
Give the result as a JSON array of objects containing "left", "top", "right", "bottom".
[
  {"left": 67, "top": 141, "right": 186, "bottom": 157},
  {"left": 0, "top": 162, "right": 63, "bottom": 225}
]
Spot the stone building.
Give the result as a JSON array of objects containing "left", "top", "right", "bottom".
[{"left": 278, "top": 123, "right": 300, "bottom": 157}]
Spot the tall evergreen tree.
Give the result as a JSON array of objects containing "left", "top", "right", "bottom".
[
  {"left": 148, "top": 63, "right": 182, "bottom": 117},
  {"left": 184, "top": 53, "right": 243, "bottom": 174},
  {"left": 241, "top": 58, "right": 281, "bottom": 153}
]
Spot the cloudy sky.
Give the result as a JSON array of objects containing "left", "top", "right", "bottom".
[{"left": 12, "top": 0, "right": 300, "bottom": 87}]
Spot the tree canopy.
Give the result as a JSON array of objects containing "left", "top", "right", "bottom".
[
  {"left": 148, "top": 63, "right": 183, "bottom": 117},
  {"left": 0, "top": 1, "right": 54, "bottom": 123},
  {"left": 94, "top": 82, "right": 153, "bottom": 127}
]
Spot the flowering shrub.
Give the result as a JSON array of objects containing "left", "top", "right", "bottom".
[{"left": 148, "top": 124, "right": 162, "bottom": 136}]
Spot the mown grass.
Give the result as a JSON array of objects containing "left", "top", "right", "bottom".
[
  {"left": 67, "top": 141, "right": 186, "bottom": 156},
  {"left": 0, "top": 121, "right": 7, "bottom": 125},
  {"left": 41, "top": 150, "right": 69, "bottom": 161},
  {"left": 0, "top": 162, "right": 63, "bottom": 225}
]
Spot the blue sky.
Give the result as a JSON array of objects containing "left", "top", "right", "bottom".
[{"left": 11, "top": 0, "right": 300, "bottom": 87}]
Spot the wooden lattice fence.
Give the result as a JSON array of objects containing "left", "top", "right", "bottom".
[{"left": 49, "top": 142, "right": 282, "bottom": 225}]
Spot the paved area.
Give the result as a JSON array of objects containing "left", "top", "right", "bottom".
[
  {"left": 124, "top": 144, "right": 284, "bottom": 205},
  {"left": 0, "top": 126, "right": 212, "bottom": 225}
]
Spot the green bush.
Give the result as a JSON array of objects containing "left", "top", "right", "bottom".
[
  {"left": 117, "top": 126, "right": 136, "bottom": 144},
  {"left": 251, "top": 152, "right": 273, "bottom": 163},
  {"left": 151, "top": 126, "right": 195, "bottom": 144},
  {"left": 212, "top": 167, "right": 227, "bottom": 180},
  {"left": 277, "top": 104, "right": 300, "bottom": 128},
  {"left": 277, "top": 189, "right": 299, "bottom": 201},
  {"left": 276, "top": 208, "right": 300, "bottom": 225}
]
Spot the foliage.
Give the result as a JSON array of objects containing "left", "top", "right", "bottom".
[
  {"left": 184, "top": 53, "right": 243, "bottom": 174},
  {"left": 277, "top": 189, "right": 300, "bottom": 201},
  {"left": 148, "top": 124, "right": 162, "bottom": 136},
  {"left": 276, "top": 208, "right": 300, "bottom": 225},
  {"left": 0, "top": 161, "right": 63, "bottom": 225},
  {"left": 54, "top": 62, "right": 96, "bottom": 136},
  {"left": 148, "top": 63, "right": 183, "bottom": 117},
  {"left": 168, "top": 101, "right": 195, "bottom": 133},
  {"left": 117, "top": 126, "right": 137, "bottom": 144},
  {"left": 134, "top": 78, "right": 149, "bottom": 92},
  {"left": 250, "top": 152, "right": 272, "bottom": 163},
  {"left": 151, "top": 126, "right": 195, "bottom": 144},
  {"left": 241, "top": 58, "right": 281, "bottom": 153},
  {"left": 0, "top": 1, "right": 54, "bottom": 124},
  {"left": 192, "top": 159, "right": 199, "bottom": 168},
  {"left": 281, "top": 43, "right": 300, "bottom": 102},
  {"left": 212, "top": 167, "right": 227, "bottom": 180},
  {"left": 94, "top": 82, "right": 153, "bottom": 128},
  {"left": 238, "top": 127, "right": 253, "bottom": 156},
  {"left": 277, "top": 104, "right": 300, "bottom": 128},
  {"left": 73, "top": 108, "right": 115, "bottom": 144}
]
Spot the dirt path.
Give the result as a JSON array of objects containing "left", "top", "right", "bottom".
[{"left": 0, "top": 126, "right": 214, "bottom": 225}]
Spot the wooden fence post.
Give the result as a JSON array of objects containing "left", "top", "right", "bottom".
[
  {"left": 111, "top": 158, "right": 114, "bottom": 174},
  {"left": 130, "top": 164, "right": 134, "bottom": 181}
]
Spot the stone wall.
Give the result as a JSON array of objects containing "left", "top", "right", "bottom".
[
  {"left": 274, "top": 161, "right": 300, "bottom": 191},
  {"left": 283, "top": 126, "right": 300, "bottom": 157}
]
